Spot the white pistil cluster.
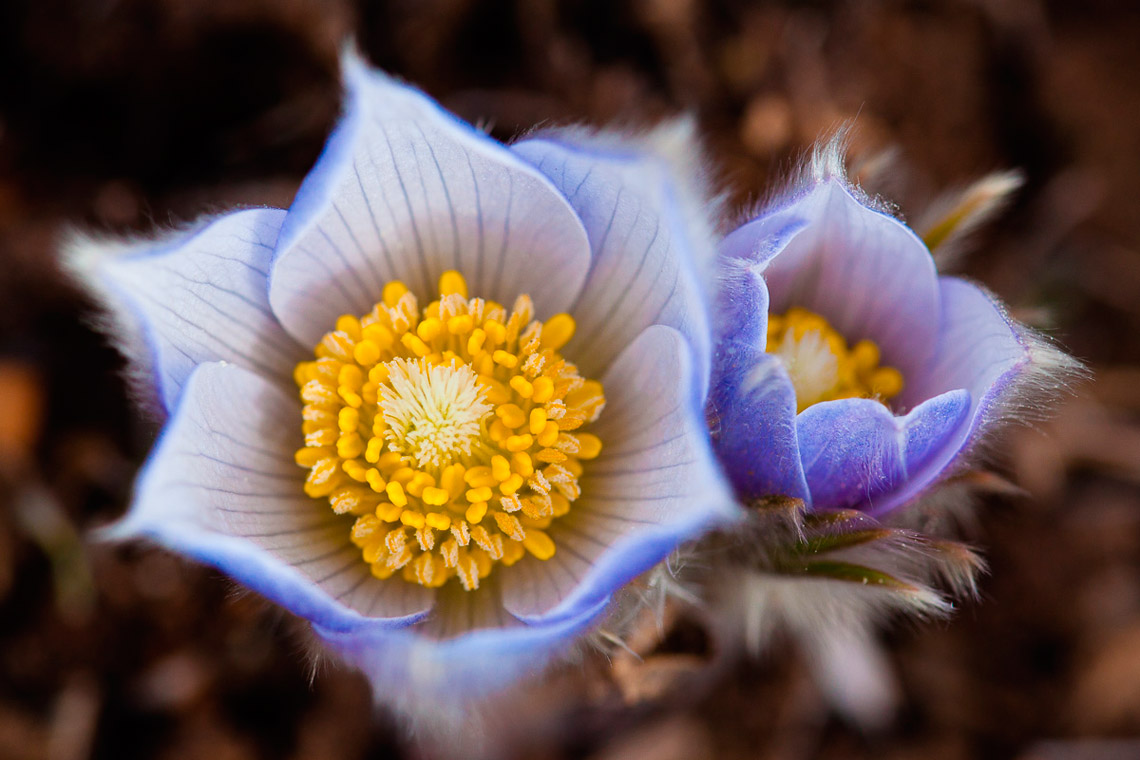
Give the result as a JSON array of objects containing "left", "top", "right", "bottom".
[{"left": 379, "top": 358, "right": 493, "bottom": 469}]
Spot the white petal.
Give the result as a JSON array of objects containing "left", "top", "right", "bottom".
[
  {"left": 513, "top": 131, "right": 716, "bottom": 393},
  {"left": 116, "top": 361, "right": 431, "bottom": 625},
  {"left": 69, "top": 208, "right": 302, "bottom": 412},
  {"left": 269, "top": 52, "right": 591, "bottom": 347},
  {"left": 500, "top": 325, "right": 738, "bottom": 619}
]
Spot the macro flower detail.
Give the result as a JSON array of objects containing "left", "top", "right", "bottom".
[
  {"left": 72, "top": 50, "right": 736, "bottom": 711},
  {"left": 710, "top": 142, "right": 1076, "bottom": 515},
  {"left": 296, "top": 271, "right": 606, "bottom": 590}
]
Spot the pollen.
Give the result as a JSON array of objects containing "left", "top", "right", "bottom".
[
  {"left": 293, "top": 270, "right": 605, "bottom": 591},
  {"left": 766, "top": 307, "right": 903, "bottom": 412}
]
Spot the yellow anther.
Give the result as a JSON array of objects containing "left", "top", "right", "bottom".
[
  {"left": 391, "top": 466, "right": 416, "bottom": 484},
  {"left": 537, "top": 421, "right": 560, "bottom": 448},
  {"left": 531, "top": 376, "right": 555, "bottom": 403},
  {"left": 441, "top": 464, "right": 466, "bottom": 498},
  {"left": 491, "top": 455, "right": 512, "bottom": 482},
  {"left": 335, "top": 314, "right": 362, "bottom": 339},
  {"left": 529, "top": 408, "right": 547, "bottom": 436},
  {"left": 464, "top": 466, "right": 496, "bottom": 488},
  {"left": 322, "top": 331, "right": 355, "bottom": 362},
  {"left": 337, "top": 433, "right": 365, "bottom": 459},
  {"left": 425, "top": 512, "right": 452, "bottom": 531},
  {"left": 401, "top": 333, "right": 431, "bottom": 357},
  {"left": 466, "top": 486, "right": 493, "bottom": 503},
  {"left": 342, "top": 460, "right": 369, "bottom": 482},
  {"left": 541, "top": 313, "right": 575, "bottom": 350},
  {"left": 422, "top": 487, "right": 450, "bottom": 506},
  {"left": 377, "top": 502, "right": 403, "bottom": 522},
  {"left": 338, "top": 408, "right": 360, "bottom": 433},
  {"left": 353, "top": 340, "right": 381, "bottom": 366},
  {"left": 511, "top": 451, "right": 534, "bottom": 477},
  {"left": 365, "top": 468, "right": 386, "bottom": 493},
  {"left": 439, "top": 270, "right": 468, "bottom": 298},
  {"left": 522, "top": 529, "right": 556, "bottom": 560},
  {"left": 382, "top": 280, "right": 408, "bottom": 307},
  {"left": 489, "top": 419, "right": 510, "bottom": 442},
  {"left": 386, "top": 481, "right": 408, "bottom": 507},
  {"left": 504, "top": 434, "right": 534, "bottom": 452},
  {"left": 493, "top": 512, "right": 525, "bottom": 541},
  {"left": 294, "top": 447, "right": 327, "bottom": 467},
  {"left": 364, "top": 437, "right": 384, "bottom": 463},
  {"left": 497, "top": 404, "right": 527, "bottom": 429},
  {"left": 467, "top": 329, "right": 487, "bottom": 355},
  {"left": 492, "top": 350, "right": 518, "bottom": 368},
  {"left": 509, "top": 375, "right": 533, "bottom": 398},
  {"left": 870, "top": 367, "right": 904, "bottom": 397},
  {"left": 484, "top": 320, "right": 506, "bottom": 345},
  {"left": 499, "top": 473, "right": 524, "bottom": 496},
  {"left": 417, "top": 317, "right": 443, "bottom": 342},
  {"left": 465, "top": 502, "right": 488, "bottom": 524},
  {"left": 377, "top": 451, "right": 403, "bottom": 472},
  {"left": 352, "top": 515, "right": 381, "bottom": 542},
  {"left": 447, "top": 314, "right": 474, "bottom": 334},
  {"left": 401, "top": 510, "right": 426, "bottom": 529},
  {"left": 362, "top": 323, "right": 394, "bottom": 349},
  {"left": 576, "top": 433, "right": 603, "bottom": 460}
]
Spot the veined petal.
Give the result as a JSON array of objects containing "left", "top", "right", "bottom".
[
  {"left": 73, "top": 208, "right": 301, "bottom": 413},
  {"left": 111, "top": 361, "right": 432, "bottom": 629},
  {"left": 315, "top": 589, "right": 610, "bottom": 708},
  {"left": 270, "top": 50, "right": 591, "bottom": 347},
  {"left": 755, "top": 180, "right": 942, "bottom": 381},
  {"left": 710, "top": 259, "right": 809, "bottom": 502},
  {"left": 513, "top": 131, "right": 716, "bottom": 397},
  {"left": 712, "top": 352, "right": 810, "bottom": 505},
  {"left": 796, "top": 392, "right": 971, "bottom": 514},
  {"left": 500, "top": 325, "right": 739, "bottom": 620},
  {"left": 883, "top": 277, "right": 1035, "bottom": 498}
]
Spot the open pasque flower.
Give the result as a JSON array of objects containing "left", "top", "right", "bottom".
[
  {"left": 73, "top": 51, "right": 735, "bottom": 713},
  {"left": 710, "top": 141, "right": 1076, "bottom": 515}
]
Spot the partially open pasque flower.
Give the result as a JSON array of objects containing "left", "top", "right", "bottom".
[
  {"left": 711, "top": 139, "right": 1077, "bottom": 515},
  {"left": 72, "top": 50, "right": 735, "bottom": 715},
  {"left": 697, "top": 139, "right": 1078, "bottom": 726}
]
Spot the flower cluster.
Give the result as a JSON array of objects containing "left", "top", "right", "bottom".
[{"left": 71, "top": 50, "right": 1076, "bottom": 725}]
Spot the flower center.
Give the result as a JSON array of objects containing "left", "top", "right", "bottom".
[
  {"left": 766, "top": 307, "right": 903, "bottom": 413},
  {"left": 293, "top": 271, "right": 605, "bottom": 591}
]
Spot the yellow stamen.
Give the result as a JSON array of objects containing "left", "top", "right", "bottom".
[
  {"left": 766, "top": 307, "right": 904, "bottom": 413},
  {"left": 293, "top": 271, "right": 605, "bottom": 590}
]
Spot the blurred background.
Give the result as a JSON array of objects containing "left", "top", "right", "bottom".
[{"left": 1, "top": 1, "right": 1138, "bottom": 758}]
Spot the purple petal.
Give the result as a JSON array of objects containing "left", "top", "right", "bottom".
[
  {"left": 796, "top": 392, "right": 971, "bottom": 514},
  {"left": 894, "top": 276, "right": 1033, "bottom": 476},
  {"left": 712, "top": 352, "right": 810, "bottom": 504},
  {"left": 500, "top": 325, "right": 738, "bottom": 620},
  {"left": 513, "top": 134, "right": 715, "bottom": 395},
  {"left": 754, "top": 180, "right": 942, "bottom": 380},
  {"left": 112, "top": 361, "right": 432, "bottom": 629},
  {"left": 90, "top": 208, "right": 302, "bottom": 412},
  {"left": 270, "top": 51, "right": 591, "bottom": 347}
]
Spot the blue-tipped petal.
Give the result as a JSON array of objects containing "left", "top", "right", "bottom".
[
  {"left": 796, "top": 392, "right": 971, "bottom": 514},
  {"left": 712, "top": 352, "right": 810, "bottom": 505},
  {"left": 90, "top": 208, "right": 301, "bottom": 412},
  {"left": 500, "top": 325, "right": 739, "bottom": 620},
  {"left": 893, "top": 276, "right": 1033, "bottom": 481},
  {"left": 757, "top": 180, "right": 942, "bottom": 380},
  {"left": 709, "top": 258, "right": 809, "bottom": 503},
  {"left": 270, "top": 51, "right": 591, "bottom": 347},
  {"left": 513, "top": 133, "right": 715, "bottom": 398},
  {"left": 115, "top": 361, "right": 433, "bottom": 630},
  {"left": 316, "top": 587, "right": 611, "bottom": 707}
]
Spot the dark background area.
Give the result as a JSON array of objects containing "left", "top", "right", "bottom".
[{"left": 1, "top": 1, "right": 1139, "bottom": 758}]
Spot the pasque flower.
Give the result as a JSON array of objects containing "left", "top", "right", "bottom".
[
  {"left": 73, "top": 51, "right": 735, "bottom": 712},
  {"left": 710, "top": 143, "right": 1075, "bottom": 515}
]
